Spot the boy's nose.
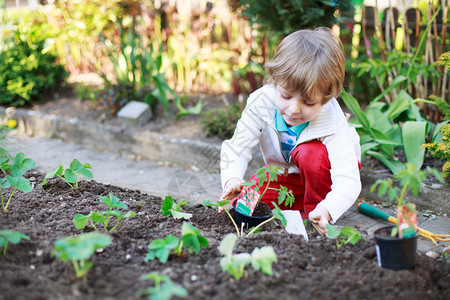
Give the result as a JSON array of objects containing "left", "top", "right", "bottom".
[{"left": 291, "top": 102, "right": 301, "bottom": 114}]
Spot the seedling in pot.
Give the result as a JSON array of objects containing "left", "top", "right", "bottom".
[
  {"left": 42, "top": 159, "right": 93, "bottom": 189},
  {"left": 325, "top": 224, "right": 362, "bottom": 249},
  {"left": 161, "top": 196, "right": 192, "bottom": 220},
  {"left": 0, "top": 152, "right": 36, "bottom": 211},
  {"left": 244, "top": 165, "right": 295, "bottom": 209},
  {"left": 219, "top": 233, "right": 277, "bottom": 280},
  {"left": 52, "top": 232, "right": 111, "bottom": 278},
  {"left": 145, "top": 222, "right": 208, "bottom": 263},
  {"left": 139, "top": 272, "right": 188, "bottom": 300},
  {"left": 0, "top": 230, "right": 29, "bottom": 255},
  {"left": 371, "top": 163, "right": 444, "bottom": 238},
  {"left": 202, "top": 165, "right": 294, "bottom": 236},
  {"left": 73, "top": 193, "right": 136, "bottom": 232}
]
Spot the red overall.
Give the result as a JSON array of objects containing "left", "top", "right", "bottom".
[{"left": 249, "top": 140, "right": 332, "bottom": 219}]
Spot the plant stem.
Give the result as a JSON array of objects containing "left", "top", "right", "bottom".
[
  {"left": 224, "top": 208, "right": 241, "bottom": 237},
  {"left": 246, "top": 216, "right": 275, "bottom": 237},
  {"left": 89, "top": 219, "right": 98, "bottom": 231},
  {"left": 104, "top": 216, "right": 111, "bottom": 230},
  {"left": 59, "top": 176, "right": 74, "bottom": 189},
  {"left": 2, "top": 242, "right": 7, "bottom": 255},
  {"left": 397, "top": 182, "right": 409, "bottom": 207},
  {"left": 109, "top": 220, "right": 120, "bottom": 232},
  {"left": 1, "top": 187, "right": 4, "bottom": 211},
  {"left": 3, "top": 187, "right": 17, "bottom": 211},
  {"left": 73, "top": 260, "right": 82, "bottom": 278}
]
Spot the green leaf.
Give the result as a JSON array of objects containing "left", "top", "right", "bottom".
[
  {"left": 146, "top": 234, "right": 179, "bottom": 263},
  {"left": 367, "top": 150, "right": 406, "bottom": 175},
  {"left": 325, "top": 224, "right": 340, "bottom": 239},
  {"left": 99, "top": 193, "right": 127, "bottom": 209},
  {"left": 42, "top": 165, "right": 63, "bottom": 186},
  {"left": 372, "top": 76, "right": 407, "bottom": 103},
  {"left": 201, "top": 200, "right": 230, "bottom": 207},
  {"left": 16, "top": 177, "right": 32, "bottom": 192},
  {"left": 161, "top": 196, "right": 174, "bottom": 213},
  {"left": 73, "top": 214, "right": 89, "bottom": 229},
  {"left": 170, "top": 210, "right": 193, "bottom": 220},
  {"left": 402, "top": 121, "right": 426, "bottom": 170},
  {"left": 340, "top": 227, "right": 362, "bottom": 245},
  {"left": 64, "top": 169, "right": 77, "bottom": 183},
  {"left": 90, "top": 211, "right": 107, "bottom": 223},
  {"left": 0, "top": 230, "right": 30, "bottom": 244},
  {"left": 69, "top": 159, "right": 83, "bottom": 172},
  {"left": 340, "top": 90, "right": 373, "bottom": 134},
  {"left": 219, "top": 233, "right": 237, "bottom": 257},
  {"left": 271, "top": 202, "right": 287, "bottom": 227},
  {"left": 180, "top": 222, "right": 208, "bottom": 254},
  {"left": 77, "top": 168, "right": 93, "bottom": 179},
  {"left": 53, "top": 233, "right": 111, "bottom": 262},
  {"left": 251, "top": 246, "right": 277, "bottom": 276},
  {"left": 386, "top": 90, "right": 413, "bottom": 120}
]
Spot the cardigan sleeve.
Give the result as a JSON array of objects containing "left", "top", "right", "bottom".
[{"left": 220, "top": 90, "right": 267, "bottom": 188}]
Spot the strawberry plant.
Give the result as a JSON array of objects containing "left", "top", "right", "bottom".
[
  {"left": 42, "top": 159, "right": 93, "bottom": 189},
  {"left": 325, "top": 224, "right": 362, "bottom": 249},
  {"left": 145, "top": 234, "right": 179, "bottom": 263},
  {"left": 0, "top": 230, "right": 29, "bottom": 255},
  {"left": 161, "top": 196, "right": 192, "bottom": 220},
  {"left": 52, "top": 232, "right": 112, "bottom": 278},
  {"left": 0, "top": 152, "right": 36, "bottom": 211},
  {"left": 74, "top": 193, "right": 136, "bottom": 232},
  {"left": 219, "top": 233, "right": 277, "bottom": 280},
  {"left": 139, "top": 272, "right": 187, "bottom": 300},
  {"left": 145, "top": 222, "right": 208, "bottom": 263}
]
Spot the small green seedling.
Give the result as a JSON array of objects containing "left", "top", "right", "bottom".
[
  {"left": 244, "top": 165, "right": 295, "bottom": 208},
  {"left": 74, "top": 193, "right": 136, "bottom": 232},
  {"left": 139, "top": 272, "right": 187, "bottom": 300},
  {"left": 42, "top": 159, "right": 93, "bottom": 189},
  {"left": 145, "top": 234, "right": 179, "bottom": 263},
  {"left": 52, "top": 232, "right": 111, "bottom": 278},
  {"left": 371, "top": 163, "right": 444, "bottom": 237},
  {"left": 219, "top": 233, "right": 277, "bottom": 280},
  {"left": 325, "top": 224, "right": 362, "bottom": 249},
  {"left": 203, "top": 165, "right": 294, "bottom": 237},
  {"left": 0, "top": 152, "right": 36, "bottom": 211},
  {"left": 0, "top": 230, "right": 29, "bottom": 255},
  {"left": 145, "top": 222, "right": 208, "bottom": 263},
  {"left": 161, "top": 196, "right": 192, "bottom": 220}
]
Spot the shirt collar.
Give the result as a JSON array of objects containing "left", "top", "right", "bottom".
[{"left": 275, "top": 110, "right": 308, "bottom": 135}]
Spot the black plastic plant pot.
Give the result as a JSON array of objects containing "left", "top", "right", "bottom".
[
  {"left": 374, "top": 225, "right": 418, "bottom": 271},
  {"left": 230, "top": 202, "right": 273, "bottom": 230}
]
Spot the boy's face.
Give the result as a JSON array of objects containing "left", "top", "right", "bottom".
[{"left": 275, "top": 85, "right": 324, "bottom": 127}]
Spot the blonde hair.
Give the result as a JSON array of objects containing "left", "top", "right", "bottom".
[{"left": 265, "top": 27, "right": 345, "bottom": 103}]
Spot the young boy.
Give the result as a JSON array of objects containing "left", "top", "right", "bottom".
[{"left": 219, "top": 27, "right": 361, "bottom": 236}]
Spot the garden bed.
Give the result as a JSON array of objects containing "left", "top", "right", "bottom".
[{"left": 0, "top": 171, "right": 448, "bottom": 299}]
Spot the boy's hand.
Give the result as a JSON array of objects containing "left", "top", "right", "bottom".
[
  {"left": 308, "top": 205, "right": 331, "bottom": 236},
  {"left": 218, "top": 178, "right": 244, "bottom": 213}
]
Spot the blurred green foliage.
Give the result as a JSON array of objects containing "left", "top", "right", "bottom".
[
  {"left": 236, "top": 0, "right": 355, "bottom": 36},
  {"left": 200, "top": 103, "right": 241, "bottom": 140},
  {"left": 0, "top": 22, "right": 67, "bottom": 107}
]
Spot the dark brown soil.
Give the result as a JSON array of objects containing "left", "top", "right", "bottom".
[{"left": 0, "top": 171, "right": 448, "bottom": 300}]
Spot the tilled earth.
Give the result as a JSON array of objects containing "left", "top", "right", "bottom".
[{"left": 0, "top": 171, "right": 448, "bottom": 300}]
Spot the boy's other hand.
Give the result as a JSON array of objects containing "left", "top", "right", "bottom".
[
  {"left": 308, "top": 205, "right": 331, "bottom": 236},
  {"left": 218, "top": 178, "right": 244, "bottom": 213}
]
